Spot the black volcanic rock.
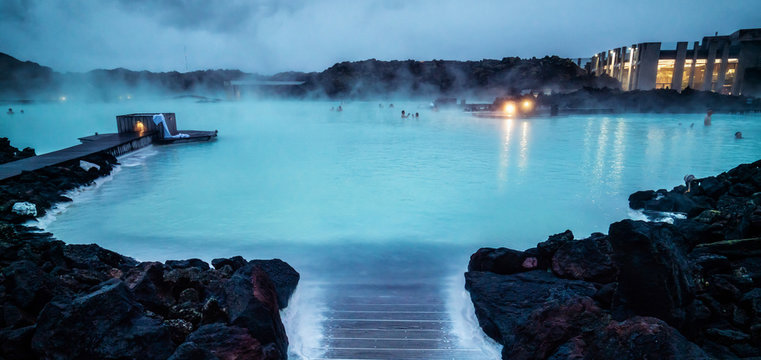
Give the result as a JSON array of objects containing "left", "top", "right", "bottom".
[
  {"left": 0, "top": 139, "right": 300, "bottom": 360},
  {"left": 468, "top": 247, "right": 535, "bottom": 275},
  {"left": 248, "top": 259, "right": 300, "bottom": 309},
  {"left": 584, "top": 316, "right": 709, "bottom": 358},
  {"left": 171, "top": 324, "right": 267, "bottom": 360},
  {"left": 551, "top": 234, "right": 616, "bottom": 283},
  {"left": 465, "top": 270, "right": 601, "bottom": 357},
  {"left": 221, "top": 264, "right": 288, "bottom": 358},
  {"left": 536, "top": 229, "right": 574, "bottom": 266},
  {"left": 31, "top": 279, "right": 175, "bottom": 359},
  {"left": 539, "top": 87, "right": 761, "bottom": 114},
  {"left": 0, "top": 138, "right": 35, "bottom": 165},
  {"left": 468, "top": 159, "right": 761, "bottom": 359},
  {"left": 608, "top": 220, "right": 695, "bottom": 328}
]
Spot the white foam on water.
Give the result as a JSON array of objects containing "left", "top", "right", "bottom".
[
  {"left": 119, "top": 145, "right": 159, "bottom": 167},
  {"left": 627, "top": 208, "right": 686, "bottom": 224},
  {"left": 627, "top": 208, "right": 650, "bottom": 221},
  {"left": 27, "top": 146, "right": 158, "bottom": 230},
  {"left": 446, "top": 273, "right": 503, "bottom": 358},
  {"left": 281, "top": 281, "right": 326, "bottom": 360}
]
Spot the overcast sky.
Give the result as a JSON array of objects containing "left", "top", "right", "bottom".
[{"left": 1, "top": 0, "right": 759, "bottom": 75}]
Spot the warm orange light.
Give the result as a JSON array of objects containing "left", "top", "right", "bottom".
[
  {"left": 522, "top": 99, "right": 533, "bottom": 111},
  {"left": 504, "top": 101, "right": 516, "bottom": 115},
  {"left": 135, "top": 121, "right": 145, "bottom": 134}
]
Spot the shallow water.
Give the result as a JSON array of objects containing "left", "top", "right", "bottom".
[{"left": 3, "top": 99, "right": 760, "bottom": 357}]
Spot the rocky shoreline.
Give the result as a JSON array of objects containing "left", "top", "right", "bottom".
[
  {"left": 466, "top": 159, "right": 761, "bottom": 359},
  {"left": 0, "top": 139, "right": 300, "bottom": 359}
]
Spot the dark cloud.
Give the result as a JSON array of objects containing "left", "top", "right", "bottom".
[
  {"left": 1, "top": 0, "right": 759, "bottom": 74},
  {"left": 115, "top": 0, "right": 302, "bottom": 33},
  {"left": 0, "top": 0, "right": 37, "bottom": 22}
]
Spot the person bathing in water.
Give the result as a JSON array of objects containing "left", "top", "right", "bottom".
[
  {"left": 401, "top": 110, "right": 410, "bottom": 118},
  {"left": 704, "top": 109, "right": 713, "bottom": 126}
]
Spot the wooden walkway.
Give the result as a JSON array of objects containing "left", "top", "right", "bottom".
[
  {"left": 0, "top": 128, "right": 216, "bottom": 182},
  {"left": 0, "top": 132, "right": 151, "bottom": 182},
  {"left": 308, "top": 282, "right": 493, "bottom": 360}
]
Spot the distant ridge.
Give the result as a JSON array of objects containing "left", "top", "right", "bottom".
[{"left": 0, "top": 52, "right": 618, "bottom": 100}]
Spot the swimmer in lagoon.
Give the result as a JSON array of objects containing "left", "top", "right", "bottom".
[
  {"left": 704, "top": 109, "right": 713, "bottom": 126},
  {"left": 337, "top": 105, "right": 343, "bottom": 112},
  {"left": 735, "top": 131, "right": 743, "bottom": 139}
]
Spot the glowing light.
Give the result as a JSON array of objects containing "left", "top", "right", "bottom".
[
  {"left": 59, "top": 96, "right": 67, "bottom": 101},
  {"left": 135, "top": 121, "right": 146, "bottom": 135},
  {"left": 503, "top": 101, "right": 516, "bottom": 115},
  {"left": 521, "top": 99, "right": 533, "bottom": 111},
  {"left": 126, "top": 94, "right": 132, "bottom": 100}
]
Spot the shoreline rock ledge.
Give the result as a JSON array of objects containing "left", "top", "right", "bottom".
[
  {"left": 466, "top": 159, "right": 761, "bottom": 359},
  {"left": 0, "top": 138, "right": 300, "bottom": 360}
]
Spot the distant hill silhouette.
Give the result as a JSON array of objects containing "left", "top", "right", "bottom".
[
  {"left": 273, "top": 57, "right": 619, "bottom": 98},
  {"left": 0, "top": 52, "right": 59, "bottom": 99},
  {"left": 0, "top": 52, "right": 249, "bottom": 101},
  {"left": 0, "top": 52, "right": 619, "bottom": 100}
]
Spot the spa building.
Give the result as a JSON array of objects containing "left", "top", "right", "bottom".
[{"left": 587, "top": 28, "right": 761, "bottom": 96}]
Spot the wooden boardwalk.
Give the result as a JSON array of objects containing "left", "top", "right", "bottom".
[
  {"left": 308, "top": 282, "right": 493, "bottom": 360},
  {"left": 0, "top": 128, "right": 216, "bottom": 182},
  {"left": 0, "top": 132, "right": 151, "bottom": 182}
]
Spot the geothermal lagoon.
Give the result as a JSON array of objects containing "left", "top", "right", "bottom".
[{"left": 4, "top": 99, "right": 760, "bottom": 358}]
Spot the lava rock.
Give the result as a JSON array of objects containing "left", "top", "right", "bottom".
[
  {"left": 172, "top": 323, "right": 266, "bottom": 360},
  {"left": 63, "top": 243, "right": 138, "bottom": 271},
  {"left": 536, "top": 229, "right": 574, "bottom": 267},
  {"left": 248, "top": 259, "right": 300, "bottom": 309},
  {"left": 706, "top": 328, "right": 751, "bottom": 345},
  {"left": 0, "top": 325, "right": 36, "bottom": 360},
  {"left": 211, "top": 256, "right": 247, "bottom": 271},
  {"left": 166, "top": 259, "right": 210, "bottom": 271},
  {"left": 608, "top": 220, "right": 695, "bottom": 328},
  {"left": 124, "top": 261, "right": 175, "bottom": 315},
  {"left": 31, "top": 278, "right": 174, "bottom": 359},
  {"left": 551, "top": 235, "right": 616, "bottom": 283},
  {"left": 468, "top": 247, "right": 533, "bottom": 275},
  {"left": 585, "top": 316, "right": 709, "bottom": 359},
  {"left": 223, "top": 265, "right": 287, "bottom": 358},
  {"left": 629, "top": 190, "right": 655, "bottom": 209},
  {"left": 465, "top": 270, "right": 600, "bottom": 357},
  {"left": 2, "top": 260, "right": 60, "bottom": 314}
]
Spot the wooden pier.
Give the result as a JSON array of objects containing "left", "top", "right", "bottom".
[
  {"left": 0, "top": 133, "right": 152, "bottom": 182},
  {"left": 0, "top": 112, "right": 217, "bottom": 182}
]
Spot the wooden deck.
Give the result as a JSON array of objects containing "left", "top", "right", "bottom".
[
  {"left": 1, "top": 126, "right": 217, "bottom": 182},
  {"left": 307, "top": 282, "right": 493, "bottom": 360},
  {"left": 0, "top": 132, "right": 152, "bottom": 182},
  {"left": 154, "top": 130, "right": 217, "bottom": 145}
]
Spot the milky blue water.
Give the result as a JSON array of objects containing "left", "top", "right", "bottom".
[{"left": 3, "top": 99, "right": 760, "bottom": 356}]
